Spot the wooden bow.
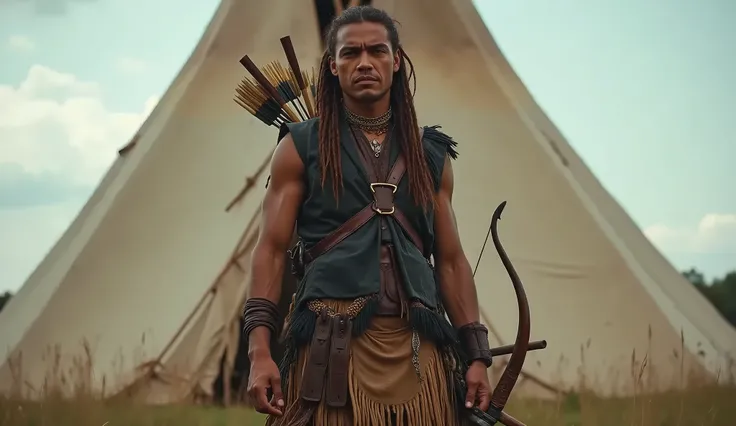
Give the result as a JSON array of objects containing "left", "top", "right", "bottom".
[{"left": 473, "top": 201, "right": 547, "bottom": 426}]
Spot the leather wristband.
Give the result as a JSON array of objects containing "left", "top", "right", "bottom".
[
  {"left": 457, "top": 321, "right": 493, "bottom": 367},
  {"left": 242, "top": 297, "right": 280, "bottom": 341}
]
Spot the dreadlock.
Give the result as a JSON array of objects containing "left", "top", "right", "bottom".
[{"left": 316, "top": 5, "right": 436, "bottom": 209}]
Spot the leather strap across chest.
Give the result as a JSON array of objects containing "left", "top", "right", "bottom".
[{"left": 303, "top": 129, "right": 426, "bottom": 264}]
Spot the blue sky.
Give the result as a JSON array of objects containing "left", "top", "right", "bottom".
[{"left": 0, "top": 0, "right": 734, "bottom": 293}]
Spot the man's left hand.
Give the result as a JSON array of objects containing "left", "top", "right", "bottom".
[{"left": 464, "top": 360, "right": 491, "bottom": 411}]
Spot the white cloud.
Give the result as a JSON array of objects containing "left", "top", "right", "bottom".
[
  {"left": 643, "top": 214, "right": 736, "bottom": 279},
  {"left": 6, "top": 35, "right": 36, "bottom": 53},
  {"left": 0, "top": 64, "right": 158, "bottom": 292},
  {"left": 116, "top": 56, "right": 148, "bottom": 75},
  {"left": 644, "top": 214, "right": 736, "bottom": 254},
  {"left": 0, "top": 64, "right": 158, "bottom": 186}
]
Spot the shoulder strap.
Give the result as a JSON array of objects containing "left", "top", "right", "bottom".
[
  {"left": 303, "top": 128, "right": 428, "bottom": 264},
  {"left": 303, "top": 154, "right": 411, "bottom": 263},
  {"left": 304, "top": 127, "right": 428, "bottom": 263}
]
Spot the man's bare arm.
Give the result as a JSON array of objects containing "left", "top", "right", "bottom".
[
  {"left": 433, "top": 155, "right": 480, "bottom": 327},
  {"left": 433, "top": 156, "right": 493, "bottom": 410},
  {"left": 246, "top": 133, "right": 305, "bottom": 361}
]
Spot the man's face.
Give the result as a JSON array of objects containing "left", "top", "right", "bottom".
[{"left": 330, "top": 21, "right": 401, "bottom": 104}]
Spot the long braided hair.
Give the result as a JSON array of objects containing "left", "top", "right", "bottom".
[{"left": 316, "top": 6, "right": 436, "bottom": 209}]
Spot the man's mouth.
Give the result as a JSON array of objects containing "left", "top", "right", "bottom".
[{"left": 355, "top": 76, "right": 378, "bottom": 84}]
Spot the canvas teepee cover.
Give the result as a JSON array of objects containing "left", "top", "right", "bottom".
[{"left": 1, "top": 0, "right": 734, "bottom": 404}]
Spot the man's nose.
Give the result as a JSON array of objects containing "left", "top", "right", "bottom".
[{"left": 357, "top": 52, "right": 373, "bottom": 70}]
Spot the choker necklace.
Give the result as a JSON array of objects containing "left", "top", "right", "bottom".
[
  {"left": 344, "top": 106, "right": 392, "bottom": 135},
  {"left": 344, "top": 106, "right": 392, "bottom": 157}
]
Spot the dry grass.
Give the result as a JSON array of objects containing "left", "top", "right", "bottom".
[
  {"left": 2, "top": 384, "right": 735, "bottom": 426},
  {"left": 1, "top": 335, "right": 735, "bottom": 425}
]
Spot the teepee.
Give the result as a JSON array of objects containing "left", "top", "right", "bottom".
[{"left": 1, "top": 0, "right": 734, "bottom": 404}]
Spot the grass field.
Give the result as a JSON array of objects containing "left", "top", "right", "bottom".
[
  {"left": 2, "top": 382, "right": 735, "bottom": 426},
  {"left": 2, "top": 336, "right": 735, "bottom": 425}
]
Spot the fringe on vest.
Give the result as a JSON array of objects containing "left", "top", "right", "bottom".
[{"left": 422, "top": 125, "right": 459, "bottom": 160}]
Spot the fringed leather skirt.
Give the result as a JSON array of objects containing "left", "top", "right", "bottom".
[{"left": 266, "top": 244, "right": 461, "bottom": 426}]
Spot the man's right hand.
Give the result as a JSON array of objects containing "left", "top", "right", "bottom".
[
  {"left": 247, "top": 353, "right": 285, "bottom": 416},
  {"left": 245, "top": 132, "right": 303, "bottom": 417}
]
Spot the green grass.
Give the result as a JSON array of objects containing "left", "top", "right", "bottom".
[
  {"left": 504, "top": 384, "right": 736, "bottom": 426},
  {"left": 0, "top": 399, "right": 263, "bottom": 426},
  {"left": 2, "top": 383, "right": 735, "bottom": 426}
]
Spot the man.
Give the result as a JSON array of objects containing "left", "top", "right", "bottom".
[{"left": 242, "top": 5, "right": 493, "bottom": 425}]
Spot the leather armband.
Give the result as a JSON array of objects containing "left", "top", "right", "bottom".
[
  {"left": 457, "top": 321, "right": 493, "bottom": 367},
  {"left": 242, "top": 298, "right": 281, "bottom": 341}
]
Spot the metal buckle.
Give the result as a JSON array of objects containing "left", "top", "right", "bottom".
[
  {"left": 370, "top": 182, "right": 398, "bottom": 193},
  {"left": 372, "top": 204, "right": 395, "bottom": 215},
  {"left": 370, "top": 183, "right": 397, "bottom": 215}
]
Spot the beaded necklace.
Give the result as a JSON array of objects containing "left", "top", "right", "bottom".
[{"left": 344, "top": 106, "right": 392, "bottom": 157}]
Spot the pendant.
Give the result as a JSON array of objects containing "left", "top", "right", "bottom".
[{"left": 370, "top": 139, "right": 382, "bottom": 157}]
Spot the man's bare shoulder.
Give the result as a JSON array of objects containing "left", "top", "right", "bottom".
[{"left": 269, "top": 132, "right": 304, "bottom": 186}]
